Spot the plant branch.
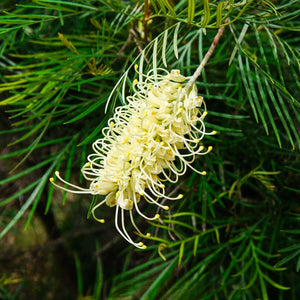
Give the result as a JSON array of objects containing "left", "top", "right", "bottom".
[{"left": 179, "top": 20, "right": 229, "bottom": 100}]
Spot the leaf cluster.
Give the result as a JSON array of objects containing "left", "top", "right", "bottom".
[{"left": 0, "top": 0, "right": 299, "bottom": 299}]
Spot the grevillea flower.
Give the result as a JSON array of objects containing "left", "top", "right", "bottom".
[{"left": 50, "top": 66, "right": 216, "bottom": 249}]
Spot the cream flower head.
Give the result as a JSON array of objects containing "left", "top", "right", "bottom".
[{"left": 50, "top": 66, "right": 216, "bottom": 249}]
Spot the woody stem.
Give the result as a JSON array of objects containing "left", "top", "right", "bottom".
[{"left": 179, "top": 20, "right": 229, "bottom": 101}]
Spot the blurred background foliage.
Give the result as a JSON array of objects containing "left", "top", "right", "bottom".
[{"left": 0, "top": 0, "right": 299, "bottom": 299}]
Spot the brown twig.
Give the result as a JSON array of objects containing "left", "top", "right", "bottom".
[{"left": 179, "top": 19, "right": 229, "bottom": 101}]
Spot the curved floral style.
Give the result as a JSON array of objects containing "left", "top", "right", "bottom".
[{"left": 50, "top": 67, "right": 216, "bottom": 249}]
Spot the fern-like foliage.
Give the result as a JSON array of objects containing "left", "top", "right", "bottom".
[{"left": 0, "top": 0, "right": 299, "bottom": 299}]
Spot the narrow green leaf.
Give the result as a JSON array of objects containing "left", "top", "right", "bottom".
[
  {"left": 193, "top": 235, "right": 199, "bottom": 256},
  {"left": 178, "top": 241, "right": 185, "bottom": 267},
  {"left": 64, "top": 97, "right": 107, "bottom": 124},
  {"left": 0, "top": 157, "right": 54, "bottom": 186},
  {"left": 173, "top": 22, "right": 180, "bottom": 59},
  {"left": 255, "top": 245, "right": 280, "bottom": 259},
  {"left": 259, "top": 260, "right": 286, "bottom": 272},
  {"left": 140, "top": 259, "right": 177, "bottom": 300},
  {"left": 216, "top": 1, "right": 225, "bottom": 27},
  {"left": 0, "top": 157, "right": 56, "bottom": 237},
  {"left": 187, "top": 0, "right": 195, "bottom": 24},
  {"left": 0, "top": 179, "right": 40, "bottom": 207},
  {"left": 63, "top": 136, "right": 79, "bottom": 204},
  {"left": 241, "top": 269, "right": 258, "bottom": 290},
  {"left": 25, "top": 170, "right": 50, "bottom": 228},
  {"left": 281, "top": 229, "right": 300, "bottom": 234},
  {"left": 279, "top": 243, "right": 300, "bottom": 253},
  {"left": 10, "top": 117, "right": 51, "bottom": 173},
  {"left": 255, "top": 67, "right": 282, "bottom": 147},
  {"left": 78, "top": 113, "right": 110, "bottom": 146},
  {"left": 245, "top": 56, "right": 269, "bottom": 134},
  {"left": 153, "top": 37, "right": 158, "bottom": 78},
  {"left": 264, "top": 79, "right": 294, "bottom": 149},
  {"left": 31, "top": 0, "right": 76, "bottom": 12},
  {"left": 262, "top": 273, "right": 290, "bottom": 290},
  {"left": 34, "top": 0, "right": 97, "bottom": 11},
  {"left": 0, "top": 136, "right": 70, "bottom": 160},
  {"left": 276, "top": 249, "right": 300, "bottom": 267},
  {"left": 232, "top": 257, "right": 254, "bottom": 277},
  {"left": 238, "top": 54, "right": 258, "bottom": 122},
  {"left": 74, "top": 253, "right": 83, "bottom": 297},
  {"left": 139, "top": 50, "right": 144, "bottom": 83},
  {"left": 161, "top": 0, "right": 176, "bottom": 17},
  {"left": 258, "top": 273, "right": 268, "bottom": 300},
  {"left": 162, "top": 28, "right": 168, "bottom": 68},
  {"left": 201, "top": 0, "right": 210, "bottom": 28},
  {"left": 276, "top": 91, "right": 300, "bottom": 149},
  {"left": 8, "top": 117, "right": 48, "bottom": 146}
]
